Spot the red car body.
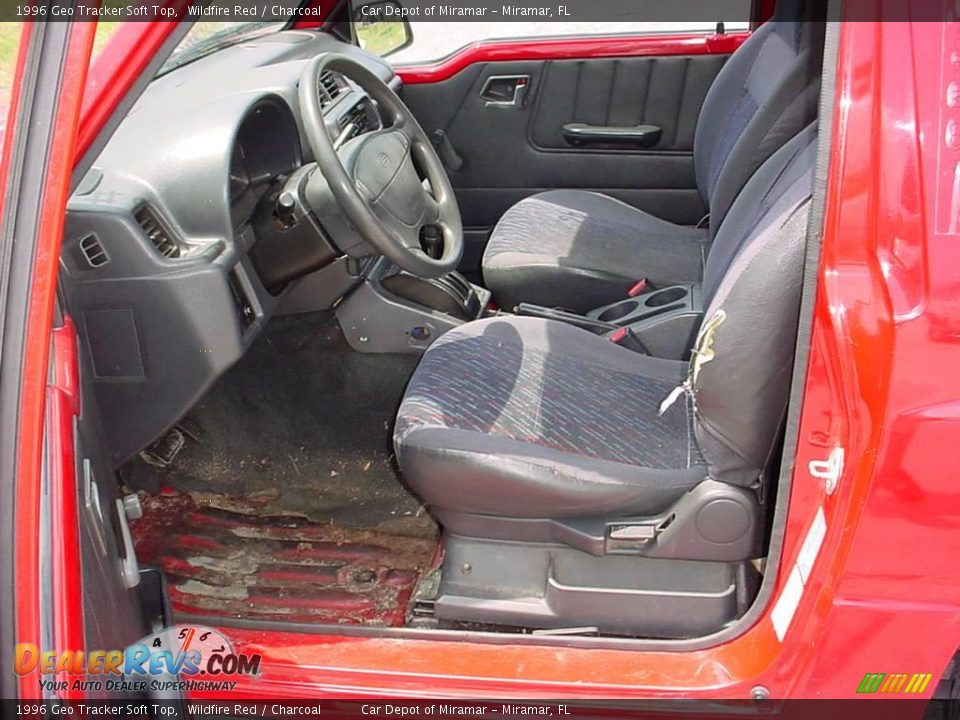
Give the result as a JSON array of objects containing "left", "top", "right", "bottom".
[{"left": 3, "top": 8, "right": 959, "bottom": 704}]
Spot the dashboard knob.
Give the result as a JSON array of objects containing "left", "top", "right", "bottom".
[
  {"left": 277, "top": 190, "right": 296, "bottom": 213},
  {"left": 275, "top": 190, "right": 297, "bottom": 227}
]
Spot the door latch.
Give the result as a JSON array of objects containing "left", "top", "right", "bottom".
[
  {"left": 808, "top": 446, "right": 844, "bottom": 495},
  {"left": 480, "top": 75, "right": 530, "bottom": 109}
]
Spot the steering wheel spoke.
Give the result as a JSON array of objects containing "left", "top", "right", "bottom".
[
  {"left": 391, "top": 112, "right": 409, "bottom": 133},
  {"left": 422, "top": 190, "right": 442, "bottom": 226}
]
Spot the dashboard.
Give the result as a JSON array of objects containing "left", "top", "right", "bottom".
[
  {"left": 229, "top": 98, "right": 302, "bottom": 229},
  {"left": 60, "top": 29, "right": 398, "bottom": 465}
]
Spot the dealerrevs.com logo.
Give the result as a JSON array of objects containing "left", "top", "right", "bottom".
[{"left": 14, "top": 625, "right": 261, "bottom": 694}]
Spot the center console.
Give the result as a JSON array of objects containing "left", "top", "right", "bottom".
[
  {"left": 518, "top": 284, "right": 703, "bottom": 360},
  {"left": 334, "top": 256, "right": 700, "bottom": 359},
  {"left": 335, "top": 257, "right": 491, "bottom": 353}
]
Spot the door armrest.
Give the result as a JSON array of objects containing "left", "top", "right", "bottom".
[{"left": 561, "top": 123, "right": 662, "bottom": 148}]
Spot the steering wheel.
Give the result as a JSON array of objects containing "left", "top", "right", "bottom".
[{"left": 299, "top": 54, "right": 463, "bottom": 278}]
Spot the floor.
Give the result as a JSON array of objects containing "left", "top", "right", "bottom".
[{"left": 128, "top": 312, "right": 438, "bottom": 627}]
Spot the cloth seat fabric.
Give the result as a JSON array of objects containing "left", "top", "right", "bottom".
[
  {"left": 396, "top": 124, "right": 819, "bottom": 522},
  {"left": 482, "top": 20, "right": 824, "bottom": 313},
  {"left": 394, "top": 316, "right": 706, "bottom": 518},
  {"left": 482, "top": 191, "right": 708, "bottom": 312}
]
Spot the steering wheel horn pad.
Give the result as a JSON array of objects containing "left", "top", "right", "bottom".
[{"left": 353, "top": 132, "right": 425, "bottom": 227}]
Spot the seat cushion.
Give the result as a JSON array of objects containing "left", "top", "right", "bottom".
[
  {"left": 394, "top": 317, "right": 707, "bottom": 518},
  {"left": 482, "top": 190, "right": 707, "bottom": 313}
]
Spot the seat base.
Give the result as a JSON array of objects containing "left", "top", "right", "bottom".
[
  {"left": 432, "top": 535, "right": 759, "bottom": 638},
  {"left": 432, "top": 479, "right": 761, "bottom": 562}
]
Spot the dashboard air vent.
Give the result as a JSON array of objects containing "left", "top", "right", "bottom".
[
  {"left": 134, "top": 204, "right": 181, "bottom": 259},
  {"left": 78, "top": 234, "right": 110, "bottom": 268},
  {"left": 318, "top": 70, "right": 345, "bottom": 108}
]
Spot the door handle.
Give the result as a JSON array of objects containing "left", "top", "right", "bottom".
[
  {"left": 480, "top": 75, "right": 530, "bottom": 109},
  {"left": 115, "top": 496, "right": 142, "bottom": 588},
  {"left": 561, "top": 123, "right": 663, "bottom": 148}
]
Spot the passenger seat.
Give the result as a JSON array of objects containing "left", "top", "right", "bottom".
[
  {"left": 482, "top": 11, "right": 825, "bottom": 312},
  {"left": 391, "top": 123, "right": 819, "bottom": 635}
]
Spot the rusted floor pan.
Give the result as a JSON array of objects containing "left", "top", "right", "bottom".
[
  {"left": 132, "top": 488, "right": 437, "bottom": 626},
  {"left": 126, "top": 313, "right": 438, "bottom": 627}
]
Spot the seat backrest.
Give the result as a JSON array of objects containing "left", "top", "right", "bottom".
[
  {"left": 693, "top": 16, "right": 824, "bottom": 233},
  {"left": 689, "top": 122, "right": 818, "bottom": 487}
]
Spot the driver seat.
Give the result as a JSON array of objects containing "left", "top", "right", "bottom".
[{"left": 393, "top": 125, "right": 817, "bottom": 634}]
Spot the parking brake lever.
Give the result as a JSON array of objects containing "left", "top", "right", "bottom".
[
  {"left": 515, "top": 303, "right": 618, "bottom": 334},
  {"left": 430, "top": 130, "right": 464, "bottom": 171}
]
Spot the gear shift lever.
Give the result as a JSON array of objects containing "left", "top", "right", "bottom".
[{"left": 380, "top": 268, "right": 482, "bottom": 321}]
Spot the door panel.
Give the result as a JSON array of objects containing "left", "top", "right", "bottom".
[
  {"left": 400, "top": 46, "right": 733, "bottom": 273},
  {"left": 53, "top": 315, "right": 151, "bottom": 699},
  {"left": 530, "top": 55, "right": 725, "bottom": 150}
]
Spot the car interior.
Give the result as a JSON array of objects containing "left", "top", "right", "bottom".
[{"left": 60, "top": 0, "right": 830, "bottom": 647}]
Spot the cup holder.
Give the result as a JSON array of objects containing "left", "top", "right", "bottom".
[
  {"left": 598, "top": 299, "right": 640, "bottom": 322},
  {"left": 644, "top": 287, "right": 688, "bottom": 307},
  {"left": 590, "top": 285, "right": 694, "bottom": 327}
]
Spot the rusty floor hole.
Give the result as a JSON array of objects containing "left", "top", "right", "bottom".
[{"left": 131, "top": 487, "right": 438, "bottom": 627}]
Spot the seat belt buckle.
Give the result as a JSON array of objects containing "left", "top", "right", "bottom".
[
  {"left": 608, "top": 326, "right": 645, "bottom": 353},
  {"left": 627, "top": 279, "right": 647, "bottom": 297}
]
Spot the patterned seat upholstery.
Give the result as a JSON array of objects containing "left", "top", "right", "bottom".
[
  {"left": 395, "top": 125, "right": 818, "bottom": 523},
  {"left": 483, "top": 192, "right": 708, "bottom": 312},
  {"left": 482, "top": 20, "right": 824, "bottom": 313},
  {"left": 395, "top": 317, "right": 706, "bottom": 517}
]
